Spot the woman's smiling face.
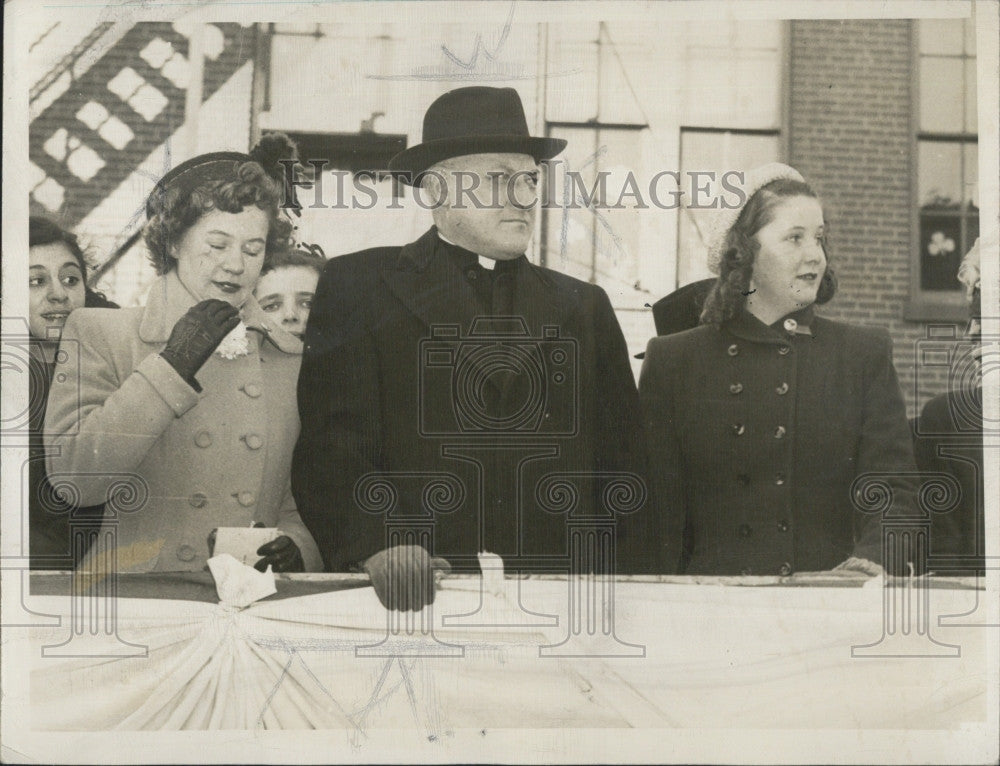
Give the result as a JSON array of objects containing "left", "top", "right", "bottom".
[
  {"left": 173, "top": 207, "right": 269, "bottom": 307},
  {"left": 29, "top": 241, "right": 86, "bottom": 342}
]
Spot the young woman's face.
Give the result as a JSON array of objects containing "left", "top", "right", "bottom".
[
  {"left": 254, "top": 265, "right": 319, "bottom": 340},
  {"left": 749, "top": 195, "right": 827, "bottom": 319},
  {"left": 29, "top": 242, "right": 86, "bottom": 342},
  {"left": 174, "top": 207, "right": 269, "bottom": 307}
]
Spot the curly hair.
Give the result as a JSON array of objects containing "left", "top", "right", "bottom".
[
  {"left": 700, "top": 178, "right": 837, "bottom": 325},
  {"left": 144, "top": 160, "right": 293, "bottom": 275}
]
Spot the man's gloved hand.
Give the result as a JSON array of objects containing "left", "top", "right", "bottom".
[
  {"left": 255, "top": 535, "right": 305, "bottom": 573},
  {"left": 159, "top": 299, "right": 240, "bottom": 388},
  {"left": 362, "top": 544, "right": 451, "bottom": 611}
]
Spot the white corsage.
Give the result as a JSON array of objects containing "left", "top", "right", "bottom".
[{"left": 216, "top": 321, "right": 250, "bottom": 359}]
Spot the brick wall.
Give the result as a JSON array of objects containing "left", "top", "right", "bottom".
[{"left": 788, "top": 19, "right": 960, "bottom": 418}]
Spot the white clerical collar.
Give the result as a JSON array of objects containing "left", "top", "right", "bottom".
[{"left": 437, "top": 231, "right": 497, "bottom": 270}]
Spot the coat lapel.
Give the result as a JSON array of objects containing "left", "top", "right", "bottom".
[{"left": 381, "top": 227, "right": 486, "bottom": 333}]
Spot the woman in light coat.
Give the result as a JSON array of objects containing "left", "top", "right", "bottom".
[{"left": 45, "top": 152, "right": 322, "bottom": 573}]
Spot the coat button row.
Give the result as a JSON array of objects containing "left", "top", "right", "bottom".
[
  {"left": 774, "top": 472, "right": 786, "bottom": 485},
  {"left": 774, "top": 426, "right": 786, "bottom": 439},
  {"left": 778, "top": 562, "right": 792, "bottom": 576},
  {"left": 241, "top": 383, "right": 262, "bottom": 398},
  {"left": 775, "top": 382, "right": 789, "bottom": 395},
  {"left": 242, "top": 434, "right": 264, "bottom": 450},
  {"left": 783, "top": 318, "right": 798, "bottom": 333},
  {"left": 778, "top": 345, "right": 791, "bottom": 355},
  {"left": 732, "top": 423, "right": 745, "bottom": 436},
  {"left": 729, "top": 382, "right": 743, "bottom": 394},
  {"left": 727, "top": 344, "right": 739, "bottom": 356}
]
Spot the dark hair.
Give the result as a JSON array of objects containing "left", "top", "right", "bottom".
[
  {"left": 700, "top": 178, "right": 837, "bottom": 325},
  {"left": 259, "top": 246, "right": 326, "bottom": 280},
  {"left": 144, "top": 160, "right": 293, "bottom": 275},
  {"left": 29, "top": 216, "right": 118, "bottom": 308}
]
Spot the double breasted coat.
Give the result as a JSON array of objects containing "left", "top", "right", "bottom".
[
  {"left": 639, "top": 307, "right": 918, "bottom": 575},
  {"left": 44, "top": 271, "right": 323, "bottom": 573},
  {"left": 292, "top": 227, "right": 649, "bottom": 573}
]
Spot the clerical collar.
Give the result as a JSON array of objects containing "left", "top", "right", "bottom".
[{"left": 437, "top": 231, "right": 523, "bottom": 272}]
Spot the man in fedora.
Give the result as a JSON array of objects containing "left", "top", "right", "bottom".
[{"left": 292, "top": 86, "right": 650, "bottom": 611}]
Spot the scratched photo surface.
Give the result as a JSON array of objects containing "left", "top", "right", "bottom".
[{"left": 1, "top": 0, "right": 998, "bottom": 763}]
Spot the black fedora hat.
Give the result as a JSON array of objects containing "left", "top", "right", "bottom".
[{"left": 388, "top": 87, "right": 567, "bottom": 185}]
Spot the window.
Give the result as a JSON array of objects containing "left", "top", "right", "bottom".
[
  {"left": 909, "top": 18, "right": 978, "bottom": 320},
  {"left": 676, "top": 129, "right": 781, "bottom": 286}
]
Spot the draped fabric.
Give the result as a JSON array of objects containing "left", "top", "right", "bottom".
[{"left": 25, "top": 577, "right": 988, "bottom": 733}]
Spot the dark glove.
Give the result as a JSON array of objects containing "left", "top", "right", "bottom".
[
  {"left": 362, "top": 544, "right": 451, "bottom": 612},
  {"left": 159, "top": 299, "right": 240, "bottom": 389},
  {"left": 255, "top": 535, "right": 305, "bottom": 573}
]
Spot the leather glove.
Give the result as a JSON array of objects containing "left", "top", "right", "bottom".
[
  {"left": 159, "top": 299, "right": 240, "bottom": 390},
  {"left": 362, "top": 544, "right": 452, "bottom": 612},
  {"left": 255, "top": 535, "right": 305, "bottom": 573}
]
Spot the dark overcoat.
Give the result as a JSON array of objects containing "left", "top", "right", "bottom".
[
  {"left": 913, "top": 389, "right": 985, "bottom": 573},
  {"left": 639, "top": 307, "right": 918, "bottom": 575},
  {"left": 292, "top": 227, "right": 649, "bottom": 573}
]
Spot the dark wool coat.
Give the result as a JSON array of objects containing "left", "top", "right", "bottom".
[
  {"left": 913, "top": 388, "right": 985, "bottom": 573},
  {"left": 292, "top": 227, "right": 650, "bottom": 574},
  {"left": 639, "top": 307, "right": 918, "bottom": 575}
]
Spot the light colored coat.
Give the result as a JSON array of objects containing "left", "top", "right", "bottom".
[{"left": 45, "top": 271, "right": 323, "bottom": 573}]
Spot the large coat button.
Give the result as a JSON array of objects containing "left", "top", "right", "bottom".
[
  {"left": 176, "top": 544, "right": 196, "bottom": 562},
  {"left": 783, "top": 318, "right": 798, "bottom": 333},
  {"left": 778, "top": 562, "right": 792, "bottom": 576},
  {"left": 189, "top": 492, "right": 208, "bottom": 508},
  {"left": 775, "top": 382, "right": 789, "bottom": 395},
  {"left": 729, "top": 382, "right": 743, "bottom": 394},
  {"left": 243, "top": 434, "right": 263, "bottom": 450},
  {"left": 778, "top": 344, "right": 790, "bottom": 355},
  {"left": 241, "top": 383, "right": 262, "bottom": 398},
  {"left": 727, "top": 344, "right": 739, "bottom": 356},
  {"left": 774, "top": 426, "right": 786, "bottom": 439},
  {"left": 236, "top": 491, "right": 256, "bottom": 507},
  {"left": 194, "top": 431, "right": 213, "bottom": 448},
  {"left": 774, "top": 472, "right": 786, "bottom": 485},
  {"left": 777, "top": 519, "right": 790, "bottom": 532},
  {"left": 732, "top": 423, "right": 746, "bottom": 436}
]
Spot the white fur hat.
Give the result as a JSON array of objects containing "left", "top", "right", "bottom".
[{"left": 705, "top": 162, "right": 806, "bottom": 274}]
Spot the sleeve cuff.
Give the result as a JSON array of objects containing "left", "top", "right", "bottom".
[{"left": 135, "top": 354, "right": 200, "bottom": 417}]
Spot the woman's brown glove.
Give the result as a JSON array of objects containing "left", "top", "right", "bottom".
[{"left": 159, "top": 299, "right": 240, "bottom": 390}]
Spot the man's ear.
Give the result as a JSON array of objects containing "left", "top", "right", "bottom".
[{"left": 421, "top": 170, "right": 448, "bottom": 208}]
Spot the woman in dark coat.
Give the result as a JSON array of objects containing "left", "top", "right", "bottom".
[
  {"left": 639, "top": 164, "right": 918, "bottom": 576},
  {"left": 27, "top": 216, "right": 117, "bottom": 567}
]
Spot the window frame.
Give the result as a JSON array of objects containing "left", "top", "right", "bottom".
[{"left": 906, "top": 18, "right": 978, "bottom": 322}]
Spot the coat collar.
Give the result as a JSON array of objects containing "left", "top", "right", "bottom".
[
  {"left": 724, "top": 304, "right": 816, "bottom": 345},
  {"left": 138, "top": 271, "right": 302, "bottom": 354},
  {"left": 382, "top": 226, "right": 574, "bottom": 334}
]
